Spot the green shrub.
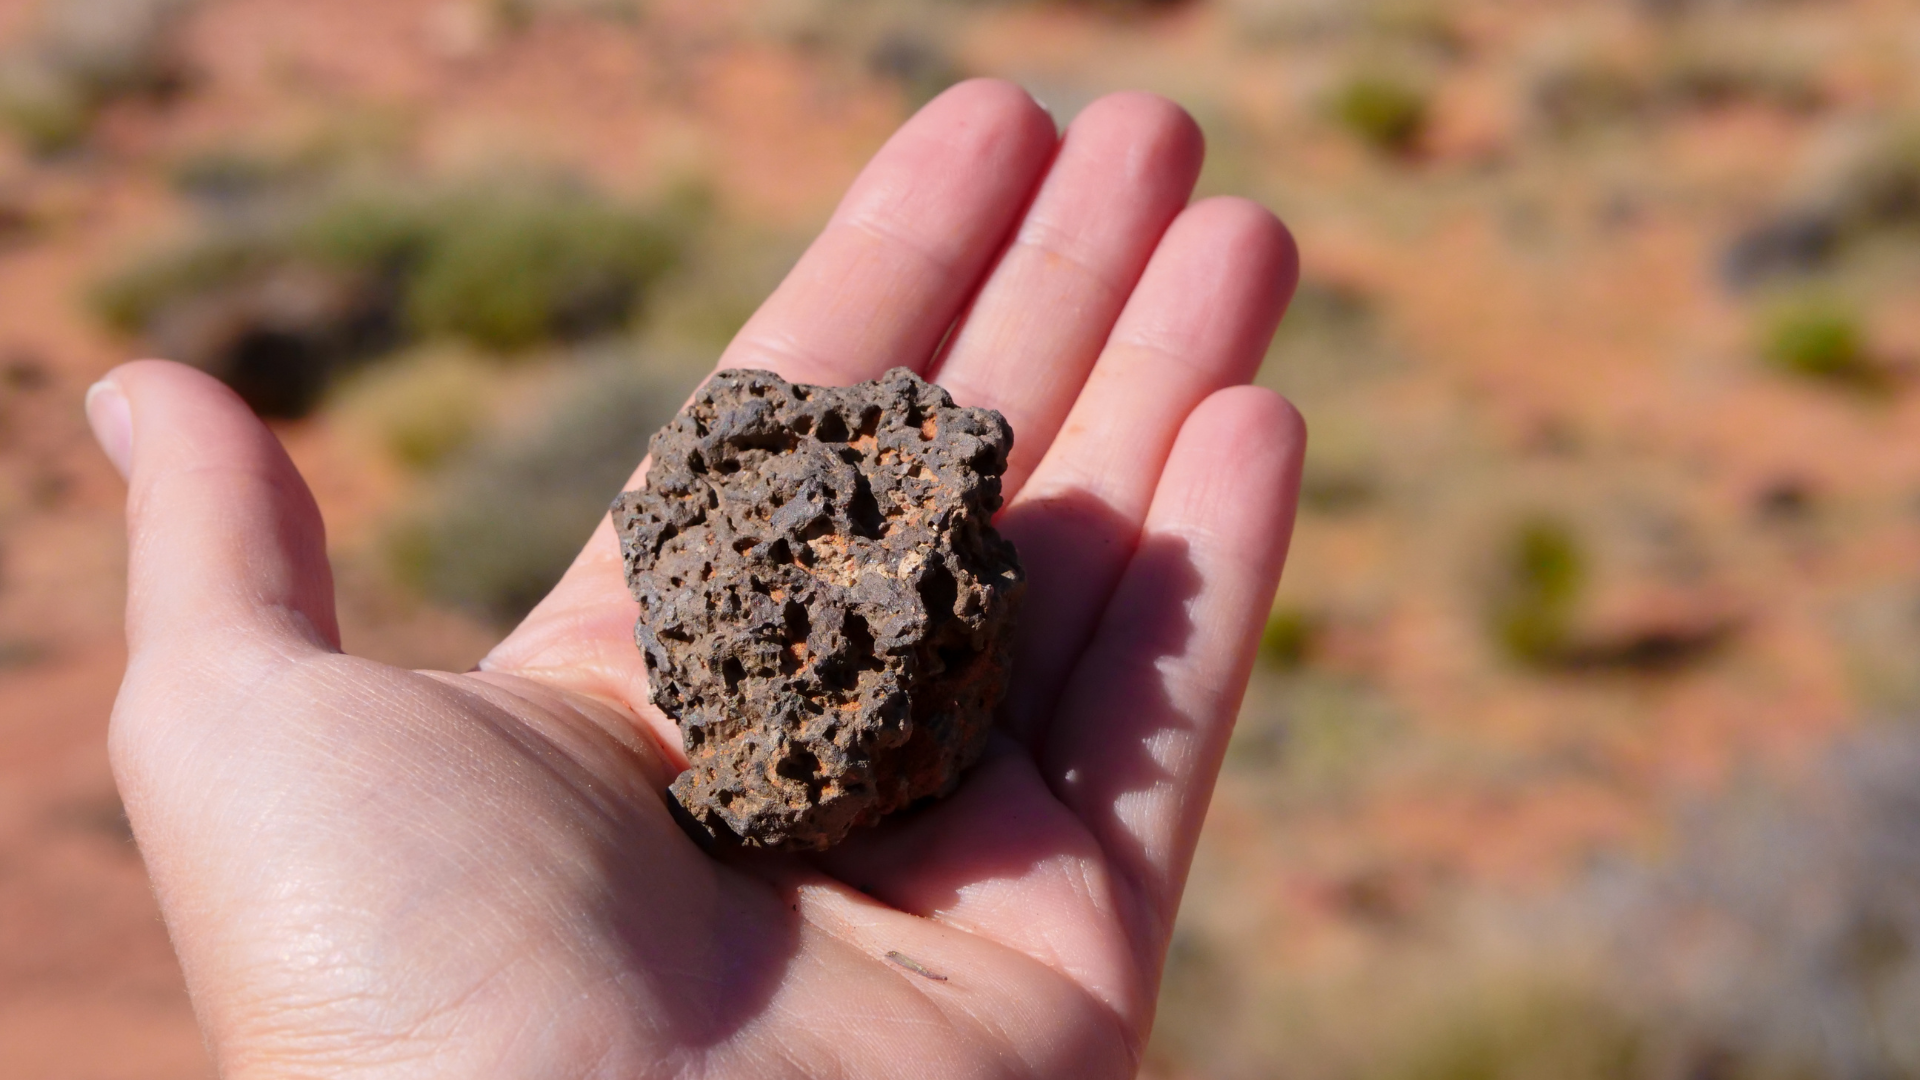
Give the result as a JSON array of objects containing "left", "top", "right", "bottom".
[
  {"left": 335, "top": 350, "right": 495, "bottom": 470},
  {"left": 0, "top": 66, "right": 91, "bottom": 155},
  {"left": 392, "top": 352, "right": 699, "bottom": 624},
  {"left": 90, "top": 178, "right": 686, "bottom": 417},
  {"left": 97, "top": 180, "right": 681, "bottom": 350},
  {"left": 1301, "top": 464, "right": 1380, "bottom": 514},
  {"left": 1492, "top": 517, "right": 1586, "bottom": 667},
  {"left": 286, "top": 192, "right": 441, "bottom": 277},
  {"left": 0, "top": 0, "right": 193, "bottom": 156},
  {"left": 1367, "top": 983, "right": 1648, "bottom": 1080},
  {"left": 91, "top": 234, "right": 279, "bottom": 333},
  {"left": 404, "top": 190, "right": 678, "bottom": 351},
  {"left": 1762, "top": 301, "right": 1882, "bottom": 389},
  {"left": 1260, "top": 608, "right": 1321, "bottom": 670},
  {"left": 1333, "top": 75, "right": 1429, "bottom": 156}
]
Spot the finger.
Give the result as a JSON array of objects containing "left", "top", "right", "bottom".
[
  {"left": 999, "top": 197, "right": 1297, "bottom": 741},
  {"left": 929, "top": 92, "right": 1203, "bottom": 497},
  {"left": 91, "top": 359, "right": 339, "bottom": 661},
  {"left": 485, "top": 80, "right": 1058, "bottom": 717},
  {"left": 720, "top": 77, "right": 1059, "bottom": 388},
  {"left": 1042, "top": 387, "right": 1303, "bottom": 959}
]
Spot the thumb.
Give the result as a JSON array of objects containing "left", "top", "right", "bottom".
[{"left": 88, "top": 360, "right": 340, "bottom": 660}]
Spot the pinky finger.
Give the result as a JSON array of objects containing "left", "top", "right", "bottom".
[{"left": 1039, "top": 386, "right": 1304, "bottom": 960}]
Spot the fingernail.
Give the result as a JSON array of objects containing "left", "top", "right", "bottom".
[{"left": 85, "top": 379, "right": 132, "bottom": 479}]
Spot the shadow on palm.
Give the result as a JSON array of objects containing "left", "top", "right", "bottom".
[
  {"left": 557, "top": 484, "right": 1203, "bottom": 1045},
  {"left": 812, "top": 496, "right": 1201, "bottom": 938}
]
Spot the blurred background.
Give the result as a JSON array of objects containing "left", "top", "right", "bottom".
[{"left": 0, "top": 0, "right": 1918, "bottom": 1075}]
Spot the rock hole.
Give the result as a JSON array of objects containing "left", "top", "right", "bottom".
[
  {"left": 816, "top": 410, "right": 849, "bottom": 442},
  {"left": 937, "top": 642, "right": 973, "bottom": 676},
  {"left": 919, "top": 560, "right": 958, "bottom": 618},
  {"left": 776, "top": 745, "right": 820, "bottom": 781},
  {"left": 720, "top": 656, "right": 745, "bottom": 690},
  {"left": 844, "top": 613, "right": 883, "bottom": 671},
  {"left": 731, "top": 430, "right": 798, "bottom": 454},
  {"left": 848, "top": 472, "right": 887, "bottom": 539},
  {"left": 782, "top": 602, "right": 811, "bottom": 675}
]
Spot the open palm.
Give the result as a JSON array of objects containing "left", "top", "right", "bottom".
[{"left": 94, "top": 81, "right": 1302, "bottom": 1078}]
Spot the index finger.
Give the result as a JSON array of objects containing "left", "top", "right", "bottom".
[{"left": 724, "top": 79, "right": 1058, "bottom": 386}]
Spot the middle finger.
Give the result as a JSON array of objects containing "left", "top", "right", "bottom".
[
  {"left": 930, "top": 91, "right": 1204, "bottom": 498},
  {"left": 721, "top": 78, "right": 1060, "bottom": 387}
]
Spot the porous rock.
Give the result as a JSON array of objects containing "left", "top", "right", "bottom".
[{"left": 612, "top": 367, "right": 1024, "bottom": 850}]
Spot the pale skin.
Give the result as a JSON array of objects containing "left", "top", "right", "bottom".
[{"left": 85, "top": 81, "right": 1304, "bottom": 1078}]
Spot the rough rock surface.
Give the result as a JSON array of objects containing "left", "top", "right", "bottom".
[{"left": 612, "top": 367, "right": 1024, "bottom": 850}]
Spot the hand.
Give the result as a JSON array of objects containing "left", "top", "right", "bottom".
[{"left": 89, "top": 80, "right": 1302, "bottom": 1078}]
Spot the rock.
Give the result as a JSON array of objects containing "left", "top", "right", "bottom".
[{"left": 613, "top": 367, "right": 1024, "bottom": 850}]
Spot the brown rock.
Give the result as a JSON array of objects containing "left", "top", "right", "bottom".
[{"left": 612, "top": 367, "right": 1024, "bottom": 850}]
